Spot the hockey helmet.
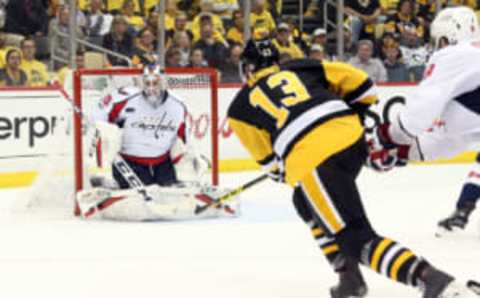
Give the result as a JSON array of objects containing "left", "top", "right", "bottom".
[
  {"left": 240, "top": 29, "right": 279, "bottom": 80},
  {"left": 142, "top": 64, "right": 167, "bottom": 107},
  {"left": 431, "top": 6, "right": 480, "bottom": 50}
]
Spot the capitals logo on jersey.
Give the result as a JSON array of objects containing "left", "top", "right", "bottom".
[
  {"left": 91, "top": 86, "right": 187, "bottom": 158},
  {"left": 131, "top": 113, "right": 177, "bottom": 139}
]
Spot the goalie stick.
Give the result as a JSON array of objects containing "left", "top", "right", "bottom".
[{"left": 194, "top": 173, "right": 269, "bottom": 215}]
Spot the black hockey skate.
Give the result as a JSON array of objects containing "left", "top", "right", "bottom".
[
  {"left": 422, "top": 267, "right": 480, "bottom": 298},
  {"left": 330, "top": 262, "right": 367, "bottom": 298},
  {"left": 467, "top": 280, "right": 480, "bottom": 296},
  {"left": 436, "top": 204, "right": 475, "bottom": 237},
  {"left": 421, "top": 267, "right": 454, "bottom": 298}
]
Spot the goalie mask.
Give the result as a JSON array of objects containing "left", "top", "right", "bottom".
[
  {"left": 142, "top": 64, "right": 167, "bottom": 107},
  {"left": 239, "top": 35, "right": 279, "bottom": 81},
  {"left": 430, "top": 6, "right": 480, "bottom": 50}
]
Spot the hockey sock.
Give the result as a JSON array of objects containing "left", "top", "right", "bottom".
[
  {"left": 458, "top": 155, "right": 480, "bottom": 208},
  {"left": 360, "top": 237, "right": 429, "bottom": 286},
  {"left": 308, "top": 221, "right": 344, "bottom": 270},
  {"left": 456, "top": 183, "right": 479, "bottom": 210}
]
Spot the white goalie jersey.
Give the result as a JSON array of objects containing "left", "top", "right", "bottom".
[
  {"left": 78, "top": 87, "right": 239, "bottom": 221},
  {"left": 91, "top": 86, "right": 188, "bottom": 160}
]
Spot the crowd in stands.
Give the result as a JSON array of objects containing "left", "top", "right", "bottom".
[{"left": 0, "top": 0, "right": 477, "bottom": 87}]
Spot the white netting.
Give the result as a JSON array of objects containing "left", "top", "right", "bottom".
[{"left": 18, "top": 68, "right": 218, "bottom": 217}]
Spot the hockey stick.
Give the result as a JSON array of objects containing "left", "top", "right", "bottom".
[{"left": 194, "top": 173, "right": 269, "bottom": 215}]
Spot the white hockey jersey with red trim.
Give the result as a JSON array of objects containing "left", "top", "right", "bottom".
[
  {"left": 390, "top": 39, "right": 480, "bottom": 160},
  {"left": 91, "top": 86, "right": 187, "bottom": 159}
]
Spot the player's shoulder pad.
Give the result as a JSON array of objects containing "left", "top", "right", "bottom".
[
  {"left": 429, "top": 41, "right": 479, "bottom": 68},
  {"left": 227, "top": 85, "right": 250, "bottom": 119},
  {"left": 280, "top": 58, "right": 323, "bottom": 72},
  {"left": 164, "top": 90, "right": 188, "bottom": 113},
  {"left": 98, "top": 86, "right": 142, "bottom": 110}
]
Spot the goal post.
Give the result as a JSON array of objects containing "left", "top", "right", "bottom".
[{"left": 72, "top": 67, "right": 220, "bottom": 215}]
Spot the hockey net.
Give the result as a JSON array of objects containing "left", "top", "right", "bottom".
[{"left": 21, "top": 67, "right": 219, "bottom": 217}]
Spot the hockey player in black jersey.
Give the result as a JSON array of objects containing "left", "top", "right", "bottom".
[{"left": 227, "top": 35, "right": 480, "bottom": 298}]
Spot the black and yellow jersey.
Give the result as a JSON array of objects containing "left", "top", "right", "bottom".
[{"left": 227, "top": 59, "right": 378, "bottom": 186}]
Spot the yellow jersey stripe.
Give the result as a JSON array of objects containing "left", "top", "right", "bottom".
[
  {"left": 371, "top": 239, "right": 393, "bottom": 272},
  {"left": 390, "top": 251, "right": 415, "bottom": 281},
  {"left": 301, "top": 171, "right": 344, "bottom": 233},
  {"left": 322, "top": 244, "right": 340, "bottom": 255}
]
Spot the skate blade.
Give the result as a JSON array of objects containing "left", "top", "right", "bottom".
[
  {"left": 435, "top": 226, "right": 462, "bottom": 238},
  {"left": 467, "top": 280, "right": 480, "bottom": 296}
]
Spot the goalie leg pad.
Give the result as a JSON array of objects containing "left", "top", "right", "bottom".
[{"left": 76, "top": 184, "right": 240, "bottom": 221}]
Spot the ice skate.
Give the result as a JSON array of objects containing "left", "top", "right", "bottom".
[
  {"left": 422, "top": 267, "right": 479, "bottom": 298},
  {"left": 330, "top": 262, "right": 367, "bottom": 298},
  {"left": 436, "top": 205, "right": 475, "bottom": 237}
]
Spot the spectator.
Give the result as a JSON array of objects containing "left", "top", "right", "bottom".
[
  {"left": 380, "top": 0, "right": 399, "bottom": 15},
  {"left": 132, "top": 28, "right": 157, "bottom": 66},
  {"left": 48, "top": 5, "right": 85, "bottom": 70},
  {"left": 48, "top": 0, "right": 61, "bottom": 19},
  {"left": 399, "top": 25, "right": 428, "bottom": 81},
  {"left": 166, "top": 12, "right": 193, "bottom": 47},
  {"left": 266, "top": 0, "right": 282, "bottom": 19},
  {"left": 0, "top": 31, "right": 15, "bottom": 69},
  {"left": 272, "top": 23, "right": 304, "bottom": 59},
  {"left": 56, "top": 50, "right": 85, "bottom": 88},
  {"left": 348, "top": 39, "right": 387, "bottom": 82},
  {"left": 311, "top": 28, "right": 328, "bottom": 48},
  {"left": 345, "top": 0, "right": 382, "bottom": 43},
  {"left": 278, "top": 52, "right": 292, "bottom": 64},
  {"left": 143, "top": 0, "right": 159, "bottom": 15},
  {"left": 311, "top": 28, "right": 331, "bottom": 60},
  {"left": 191, "top": 0, "right": 226, "bottom": 43},
  {"left": 121, "top": 0, "right": 144, "bottom": 32},
  {"left": 384, "top": 0, "right": 426, "bottom": 43},
  {"left": 189, "top": 48, "right": 208, "bottom": 67},
  {"left": 219, "top": 44, "right": 242, "bottom": 83},
  {"left": 193, "top": 15, "right": 228, "bottom": 68},
  {"left": 226, "top": 10, "right": 244, "bottom": 46},
  {"left": 145, "top": 11, "right": 160, "bottom": 41},
  {"left": 20, "top": 38, "right": 49, "bottom": 86},
  {"left": 285, "top": 17, "right": 309, "bottom": 52},
  {"left": 383, "top": 46, "right": 409, "bottom": 82},
  {"left": 164, "top": 0, "right": 179, "bottom": 31},
  {"left": 105, "top": 0, "right": 141, "bottom": 15},
  {"left": 171, "top": 31, "right": 192, "bottom": 66},
  {"left": 377, "top": 31, "right": 400, "bottom": 60},
  {"left": 212, "top": 0, "right": 239, "bottom": 20},
  {"left": 102, "top": 15, "right": 135, "bottom": 66},
  {"left": 4, "top": 0, "right": 48, "bottom": 36},
  {"left": 85, "top": 0, "right": 114, "bottom": 42},
  {"left": 250, "top": 0, "right": 276, "bottom": 35},
  {"left": 165, "top": 46, "right": 182, "bottom": 67},
  {"left": 177, "top": 0, "right": 202, "bottom": 19},
  {"left": 0, "top": 48, "right": 28, "bottom": 86},
  {"left": 308, "top": 44, "right": 326, "bottom": 62}
]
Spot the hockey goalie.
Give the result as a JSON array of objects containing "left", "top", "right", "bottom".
[{"left": 75, "top": 65, "right": 240, "bottom": 221}]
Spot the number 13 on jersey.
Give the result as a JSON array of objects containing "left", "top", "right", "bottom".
[{"left": 249, "top": 71, "right": 312, "bottom": 128}]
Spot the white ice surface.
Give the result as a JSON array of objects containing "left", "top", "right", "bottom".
[{"left": 0, "top": 165, "right": 479, "bottom": 298}]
